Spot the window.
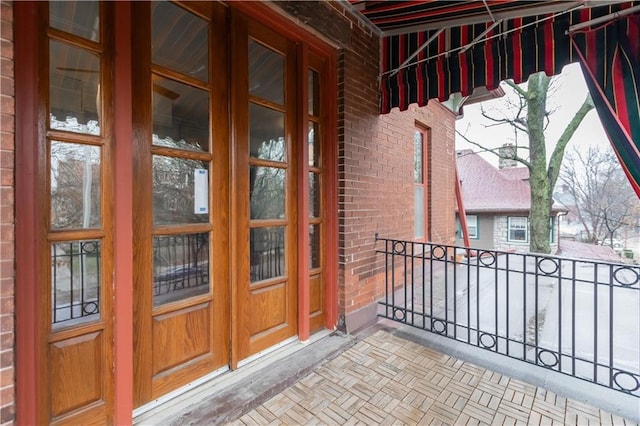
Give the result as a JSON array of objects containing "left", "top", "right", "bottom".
[
  {"left": 508, "top": 217, "right": 528, "bottom": 242},
  {"left": 414, "top": 127, "right": 429, "bottom": 239},
  {"left": 466, "top": 215, "right": 478, "bottom": 239},
  {"left": 549, "top": 217, "right": 556, "bottom": 243}
]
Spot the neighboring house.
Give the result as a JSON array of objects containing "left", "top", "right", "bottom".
[{"left": 455, "top": 149, "right": 565, "bottom": 254}]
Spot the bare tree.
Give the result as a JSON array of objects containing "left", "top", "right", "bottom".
[
  {"left": 560, "top": 146, "right": 640, "bottom": 246},
  {"left": 457, "top": 71, "right": 594, "bottom": 254}
]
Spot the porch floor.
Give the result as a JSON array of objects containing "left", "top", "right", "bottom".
[{"left": 227, "top": 330, "right": 637, "bottom": 426}]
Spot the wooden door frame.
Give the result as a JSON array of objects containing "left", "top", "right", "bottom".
[
  {"left": 15, "top": 1, "right": 338, "bottom": 423},
  {"left": 229, "top": 1, "right": 339, "bottom": 341}
]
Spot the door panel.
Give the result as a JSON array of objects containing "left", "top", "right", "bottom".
[
  {"left": 44, "top": 2, "right": 113, "bottom": 423},
  {"left": 234, "top": 17, "right": 299, "bottom": 361},
  {"left": 132, "top": 1, "right": 229, "bottom": 406},
  {"left": 152, "top": 303, "right": 212, "bottom": 375},
  {"left": 50, "top": 332, "right": 104, "bottom": 417}
]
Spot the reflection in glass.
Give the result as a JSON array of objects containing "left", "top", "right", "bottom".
[
  {"left": 309, "top": 172, "right": 320, "bottom": 218},
  {"left": 249, "top": 40, "right": 284, "bottom": 105},
  {"left": 415, "top": 186, "right": 425, "bottom": 239},
  {"left": 153, "top": 155, "right": 209, "bottom": 225},
  {"left": 308, "top": 121, "right": 319, "bottom": 167},
  {"left": 250, "top": 227, "right": 285, "bottom": 282},
  {"left": 414, "top": 131, "right": 423, "bottom": 183},
  {"left": 152, "top": 1, "right": 208, "bottom": 82},
  {"left": 50, "top": 141, "right": 101, "bottom": 230},
  {"left": 51, "top": 240, "right": 101, "bottom": 328},
  {"left": 50, "top": 41, "right": 101, "bottom": 134},
  {"left": 50, "top": 1, "right": 100, "bottom": 42},
  {"left": 152, "top": 76, "right": 210, "bottom": 152},
  {"left": 308, "top": 69, "right": 319, "bottom": 116},
  {"left": 153, "top": 233, "right": 210, "bottom": 306},
  {"left": 250, "top": 166, "right": 285, "bottom": 220},
  {"left": 310, "top": 224, "right": 321, "bottom": 269},
  {"left": 249, "top": 104, "right": 285, "bottom": 161}
]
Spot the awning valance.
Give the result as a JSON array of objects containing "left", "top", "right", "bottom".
[{"left": 378, "top": 1, "right": 639, "bottom": 113}]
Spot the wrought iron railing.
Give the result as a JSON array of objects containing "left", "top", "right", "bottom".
[
  {"left": 376, "top": 237, "right": 640, "bottom": 397},
  {"left": 153, "top": 233, "right": 209, "bottom": 305},
  {"left": 52, "top": 240, "right": 101, "bottom": 326}
]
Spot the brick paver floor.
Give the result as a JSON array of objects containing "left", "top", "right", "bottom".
[{"left": 229, "top": 331, "right": 637, "bottom": 425}]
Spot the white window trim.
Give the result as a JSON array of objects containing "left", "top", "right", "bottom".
[{"left": 507, "top": 216, "right": 528, "bottom": 242}]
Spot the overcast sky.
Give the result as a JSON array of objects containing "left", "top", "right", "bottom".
[{"left": 455, "top": 62, "right": 610, "bottom": 167}]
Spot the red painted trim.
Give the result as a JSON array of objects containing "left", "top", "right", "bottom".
[
  {"left": 15, "top": 3, "right": 42, "bottom": 424},
  {"left": 455, "top": 168, "right": 471, "bottom": 248},
  {"left": 459, "top": 26, "right": 469, "bottom": 96},
  {"left": 544, "top": 20, "right": 554, "bottom": 76},
  {"left": 484, "top": 23, "right": 494, "bottom": 90},
  {"left": 398, "top": 35, "right": 406, "bottom": 110},
  {"left": 297, "top": 43, "right": 310, "bottom": 342},
  {"left": 229, "top": 2, "right": 334, "bottom": 56},
  {"left": 513, "top": 18, "right": 523, "bottom": 82},
  {"left": 113, "top": 2, "right": 134, "bottom": 424},
  {"left": 323, "top": 50, "right": 339, "bottom": 329}
]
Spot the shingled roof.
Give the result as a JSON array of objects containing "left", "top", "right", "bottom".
[{"left": 456, "top": 149, "right": 563, "bottom": 214}]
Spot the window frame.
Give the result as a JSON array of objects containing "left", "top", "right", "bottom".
[
  {"left": 507, "top": 216, "right": 529, "bottom": 242},
  {"left": 413, "top": 126, "right": 429, "bottom": 241},
  {"left": 465, "top": 214, "right": 478, "bottom": 239}
]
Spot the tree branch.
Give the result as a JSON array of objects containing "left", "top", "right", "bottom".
[
  {"left": 547, "top": 94, "right": 595, "bottom": 196},
  {"left": 455, "top": 130, "right": 532, "bottom": 168},
  {"left": 504, "top": 79, "right": 530, "bottom": 99}
]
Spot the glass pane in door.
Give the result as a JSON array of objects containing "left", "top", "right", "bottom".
[
  {"left": 51, "top": 240, "right": 101, "bottom": 328},
  {"left": 49, "top": 41, "right": 101, "bottom": 134},
  {"left": 152, "top": 1, "right": 208, "bottom": 82},
  {"left": 153, "top": 155, "right": 209, "bottom": 225},
  {"left": 248, "top": 40, "right": 284, "bottom": 105},
  {"left": 250, "top": 227, "right": 285, "bottom": 282},
  {"left": 50, "top": 0, "right": 100, "bottom": 42},
  {"left": 152, "top": 76, "right": 210, "bottom": 152},
  {"left": 153, "top": 233, "right": 210, "bottom": 306},
  {"left": 250, "top": 166, "right": 285, "bottom": 220},
  {"left": 50, "top": 141, "right": 101, "bottom": 230}
]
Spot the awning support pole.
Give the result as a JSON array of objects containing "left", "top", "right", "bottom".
[
  {"left": 459, "top": 19, "right": 503, "bottom": 54},
  {"left": 455, "top": 167, "right": 471, "bottom": 248},
  {"left": 389, "top": 28, "right": 444, "bottom": 77},
  {"left": 567, "top": 4, "right": 640, "bottom": 34}
]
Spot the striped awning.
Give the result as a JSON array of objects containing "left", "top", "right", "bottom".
[
  {"left": 353, "top": 1, "right": 639, "bottom": 113},
  {"left": 349, "top": 0, "right": 640, "bottom": 196}
]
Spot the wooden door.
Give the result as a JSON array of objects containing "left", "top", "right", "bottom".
[
  {"left": 132, "top": 2, "right": 230, "bottom": 406},
  {"left": 41, "top": 2, "right": 115, "bottom": 423},
  {"left": 232, "top": 16, "right": 299, "bottom": 362}
]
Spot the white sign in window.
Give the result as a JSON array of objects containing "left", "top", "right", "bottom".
[{"left": 194, "top": 168, "right": 209, "bottom": 214}]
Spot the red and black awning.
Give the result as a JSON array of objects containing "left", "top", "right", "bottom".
[
  {"left": 359, "top": 1, "right": 638, "bottom": 113},
  {"left": 349, "top": 1, "right": 640, "bottom": 196}
]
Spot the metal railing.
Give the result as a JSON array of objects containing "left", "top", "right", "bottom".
[
  {"left": 52, "top": 240, "right": 101, "bottom": 326},
  {"left": 376, "top": 237, "right": 640, "bottom": 397},
  {"left": 153, "top": 233, "right": 209, "bottom": 305}
]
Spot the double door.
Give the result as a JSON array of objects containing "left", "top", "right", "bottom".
[
  {"left": 30, "top": 1, "right": 329, "bottom": 422},
  {"left": 131, "top": 2, "right": 305, "bottom": 407}
]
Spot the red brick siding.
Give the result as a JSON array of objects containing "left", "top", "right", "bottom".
[
  {"left": 0, "top": 1, "right": 14, "bottom": 424},
  {"left": 334, "top": 8, "right": 456, "bottom": 320}
]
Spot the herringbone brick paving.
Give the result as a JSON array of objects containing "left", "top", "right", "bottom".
[{"left": 229, "top": 331, "right": 637, "bottom": 425}]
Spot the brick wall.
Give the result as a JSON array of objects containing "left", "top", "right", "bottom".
[
  {"left": 0, "top": 1, "right": 14, "bottom": 424},
  {"left": 332, "top": 4, "right": 456, "bottom": 328}
]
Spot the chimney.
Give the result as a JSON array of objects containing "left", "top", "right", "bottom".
[{"left": 498, "top": 143, "right": 518, "bottom": 169}]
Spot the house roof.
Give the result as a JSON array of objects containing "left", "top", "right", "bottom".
[{"left": 456, "top": 149, "right": 564, "bottom": 214}]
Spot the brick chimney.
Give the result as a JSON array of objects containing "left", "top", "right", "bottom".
[{"left": 498, "top": 143, "right": 518, "bottom": 169}]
